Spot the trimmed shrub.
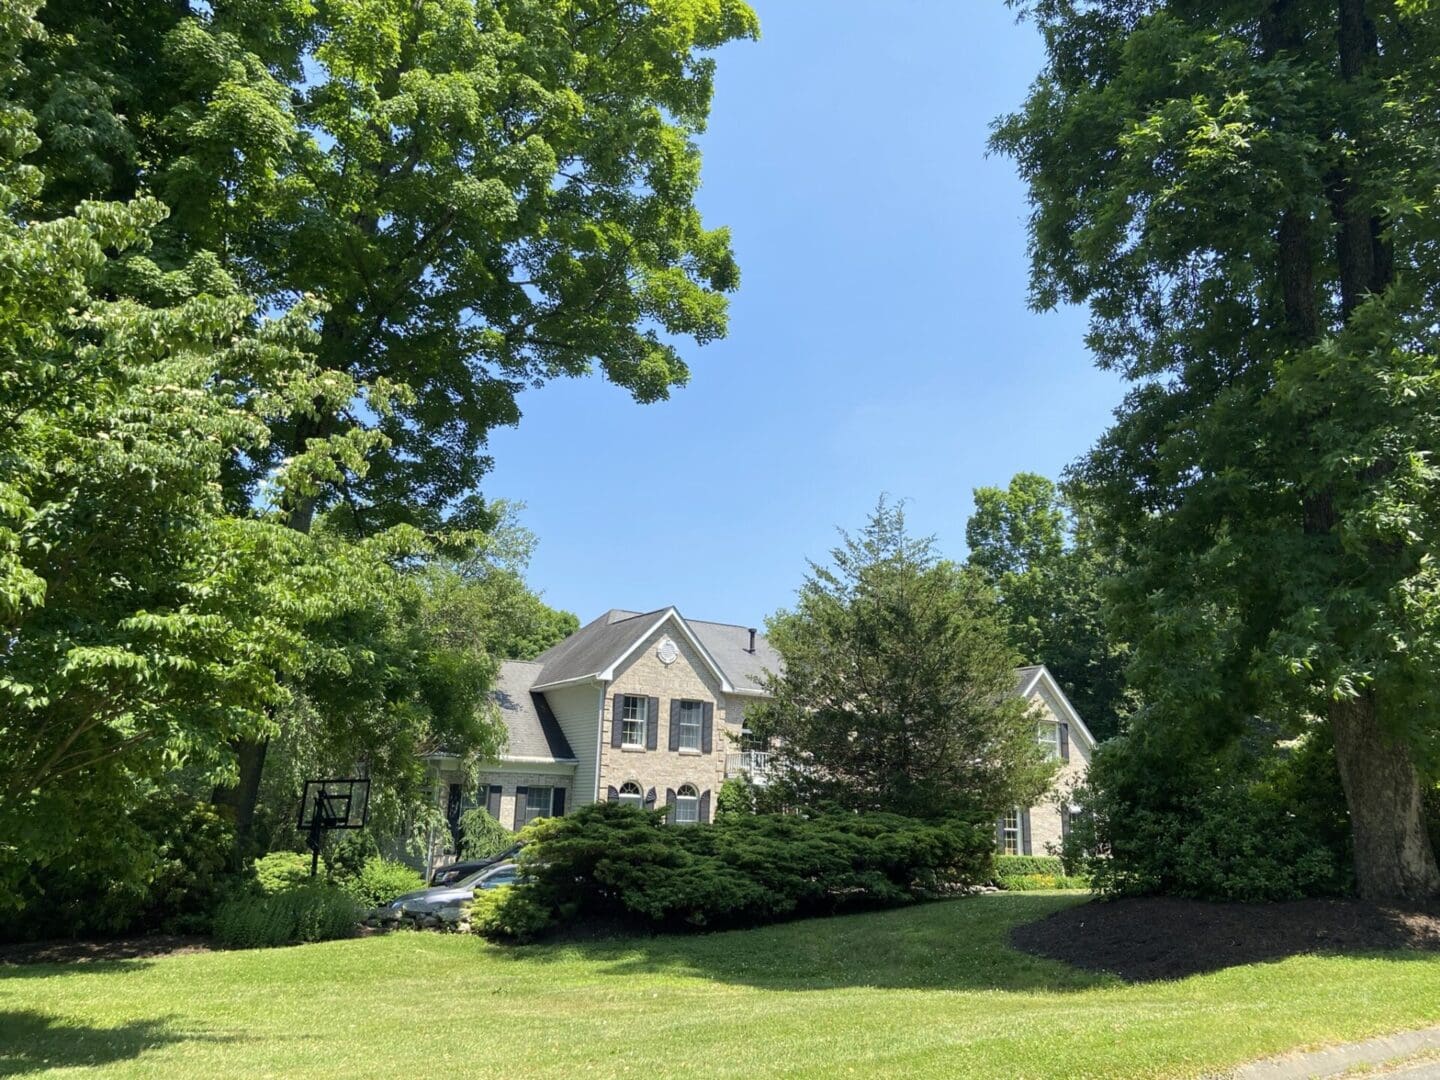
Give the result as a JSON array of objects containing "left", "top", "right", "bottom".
[
  {"left": 996, "top": 873, "right": 1089, "bottom": 891},
  {"left": 994, "top": 855, "right": 1064, "bottom": 878},
  {"left": 253, "top": 852, "right": 313, "bottom": 895},
  {"left": 340, "top": 857, "right": 425, "bottom": 908},
  {"left": 470, "top": 887, "right": 554, "bottom": 941},
  {"left": 213, "top": 884, "right": 359, "bottom": 949},
  {"left": 495, "top": 803, "right": 995, "bottom": 938},
  {"left": 458, "top": 808, "right": 512, "bottom": 860}
]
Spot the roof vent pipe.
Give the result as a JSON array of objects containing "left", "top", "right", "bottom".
[{"left": 747, "top": 628, "right": 757, "bottom": 654}]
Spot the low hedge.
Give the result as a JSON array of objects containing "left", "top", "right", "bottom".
[
  {"left": 994, "top": 855, "right": 1065, "bottom": 877},
  {"left": 213, "top": 884, "right": 360, "bottom": 948},
  {"left": 489, "top": 803, "right": 995, "bottom": 938}
]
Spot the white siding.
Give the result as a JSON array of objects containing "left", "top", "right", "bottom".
[{"left": 545, "top": 682, "right": 604, "bottom": 807}]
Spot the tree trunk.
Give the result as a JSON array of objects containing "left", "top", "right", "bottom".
[
  {"left": 211, "top": 735, "right": 270, "bottom": 859},
  {"left": 1329, "top": 695, "right": 1440, "bottom": 902}
]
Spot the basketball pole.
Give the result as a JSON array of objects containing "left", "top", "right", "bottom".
[{"left": 308, "top": 790, "right": 324, "bottom": 878}]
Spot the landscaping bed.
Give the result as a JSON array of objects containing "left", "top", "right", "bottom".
[
  {"left": 0, "top": 935, "right": 213, "bottom": 966},
  {"left": 1011, "top": 895, "right": 1440, "bottom": 981}
]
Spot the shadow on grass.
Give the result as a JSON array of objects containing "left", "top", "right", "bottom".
[
  {"left": 495, "top": 893, "right": 1116, "bottom": 994},
  {"left": 1009, "top": 895, "right": 1440, "bottom": 982},
  {"left": 0, "top": 1009, "right": 231, "bottom": 1076}
]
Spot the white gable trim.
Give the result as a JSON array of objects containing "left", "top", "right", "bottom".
[
  {"left": 598, "top": 608, "right": 735, "bottom": 692},
  {"left": 1023, "top": 665, "right": 1098, "bottom": 750}
]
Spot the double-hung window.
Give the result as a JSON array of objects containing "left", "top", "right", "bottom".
[
  {"left": 675, "top": 784, "right": 700, "bottom": 825},
  {"left": 618, "top": 781, "right": 644, "bottom": 809},
  {"left": 677, "top": 700, "right": 704, "bottom": 751},
  {"left": 1036, "top": 721, "right": 1061, "bottom": 760},
  {"left": 620, "top": 695, "right": 647, "bottom": 747},
  {"left": 523, "top": 786, "right": 553, "bottom": 825},
  {"left": 1001, "top": 808, "right": 1021, "bottom": 855}
]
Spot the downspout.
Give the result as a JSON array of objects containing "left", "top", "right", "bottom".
[{"left": 593, "top": 679, "right": 608, "bottom": 803}]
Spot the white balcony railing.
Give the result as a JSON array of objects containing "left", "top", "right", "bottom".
[{"left": 725, "top": 750, "right": 771, "bottom": 782}]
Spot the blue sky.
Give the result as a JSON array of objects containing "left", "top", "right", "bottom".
[{"left": 484, "top": 2, "right": 1125, "bottom": 627}]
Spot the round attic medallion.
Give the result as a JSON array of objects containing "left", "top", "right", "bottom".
[{"left": 656, "top": 637, "right": 679, "bottom": 665}]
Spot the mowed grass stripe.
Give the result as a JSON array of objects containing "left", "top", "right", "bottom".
[{"left": 3, "top": 894, "right": 1439, "bottom": 1078}]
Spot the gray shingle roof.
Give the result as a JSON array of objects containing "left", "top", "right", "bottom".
[
  {"left": 529, "top": 606, "right": 778, "bottom": 692},
  {"left": 491, "top": 660, "right": 577, "bottom": 762}
]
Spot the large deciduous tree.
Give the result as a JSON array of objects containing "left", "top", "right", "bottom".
[
  {"left": 966, "top": 473, "right": 1132, "bottom": 740},
  {"left": 14, "top": 0, "right": 758, "bottom": 837},
  {"left": 752, "top": 501, "right": 1053, "bottom": 821},
  {"left": 995, "top": 0, "right": 1440, "bottom": 899}
]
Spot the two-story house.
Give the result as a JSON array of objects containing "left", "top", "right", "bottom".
[
  {"left": 427, "top": 607, "right": 1095, "bottom": 858},
  {"left": 427, "top": 607, "right": 778, "bottom": 837}
]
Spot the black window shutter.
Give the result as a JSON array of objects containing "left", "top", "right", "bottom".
[
  {"left": 1059, "top": 723, "right": 1070, "bottom": 762},
  {"left": 995, "top": 818, "right": 1005, "bottom": 852},
  {"left": 607, "top": 785, "right": 619, "bottom": 802},
  {"left": 699, "top": 789, "right": 711, "bottom": 823},
  {"left": 668, "top": 699, "right": 681, "bottom": 751},
  {"left": 665, "top": 787, "right": 676, "bottom": 823},
  {"left": 646, "top": 697, "right": 659, "bottom": 750},
  {"left": 611, "top": 695, "right": 624, "bottom": 748},
  {"left": 700, "top": 702, "right": 714, "bottom": 754},
  {"left": 1020, "top": 807, "right": 1032, "bottom": 856},
  {"left": 486, "top": 785, "right": 502, "bottom": 818},
  {"left": 645, "top": 786, "right": 657, "bottom": 807},
  {"left": 553, "top": 788, "right": 566, "bottom": 817},
  {"left": 513, "top": 786, "right": 528, "bottom": 830},
  {"left": 1060, "top": 805, "right": 1069, "bottom": 841}
]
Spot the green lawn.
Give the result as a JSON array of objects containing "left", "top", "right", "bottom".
[{"left": 3, "top": 893, "right": 1438, "bottom": 1078}]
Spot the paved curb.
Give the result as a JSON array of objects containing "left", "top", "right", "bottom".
[{"left": 1233, "top": 1026, "right": 1440, "bottom": 1079}]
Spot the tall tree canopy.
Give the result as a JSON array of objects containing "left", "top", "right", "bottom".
[
  {"left": 967, "top": 472, "right": 1132, "bottom": 740},
  {"left": 995, "top": 0, "right": 1440, "bottom": 899},
  {"left": 752, "top": 501, "right": 1053, "bottom": 820},
  {"left": 20, "top": 0, "right": 758, "bottom": 531},
  {"left": 11, "top": 0, "right": 757, "bottom": 838}
]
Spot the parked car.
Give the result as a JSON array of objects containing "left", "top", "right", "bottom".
[
  {"left": 389, "top": 862, "right": 523, "bottom": 914},
  {"left": 428, "top": 842, "right": 524, "bottom": 886}
]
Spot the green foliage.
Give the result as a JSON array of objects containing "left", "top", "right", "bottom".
[
  {"left": 339, "top": 857, "right": 425, "bottom": 909},
  {"left": 995, "top": 873, "right": 1088, "bottom": 891},
  {"left": 469, "top": 886, "right": 554, "bottom": 942},
  {"left": 995, "top": 0, "right": 1440, "bottom": 898},
  {"left": 715, "top": 776, "right": 757, "bottom": 819},
  {"left": 495, "top": 802, "right": 996, "bottom": 937},
  {"left": 752, "top": 499, "right": 1053, "bottom": 820},
  {"left": 252, "top": 852, "right": 312, "bottom": 896},
  {"left": 19, "top": 0, "right": 759, "bottom": 535},
  {"left": 994, "top": 855, "right": 1064, "bottom": 878},
  {"left": 1066, "top": 722, "right": 1352, "bottom": 902},
  {"left": 2, "top": 790, "right": 242, "bottom": 941},
  {"left": 458, "top": 808, "right": 512, "bottom": 860},
  {"left": 966, "top": 474, "right": 1133, "bottom": 741},
  {"left": 212, "top": 884, "right": 359, "bottom": 949}
]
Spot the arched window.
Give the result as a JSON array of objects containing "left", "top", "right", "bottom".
[
  {"left": 675, "top": 783, "right": 700, "bottom": 825},
  {"left": 618, "top": 781, "right": 644, "bottom": 809}
]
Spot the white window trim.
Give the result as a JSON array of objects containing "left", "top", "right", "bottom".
[
  {"left": 618, "top": 781, "right": 644, "bottom": 809},
  {"left": 1036, "top": 721, "right": 1061, "bottom": 761},
  {"left": 677, "top": 700, "right": 703, "bottom": 752},
  {"left": 674, "top": 785, "right": 700, "bottom": 825},
  {"left": 1001, "top": 808, "right": 1021, "bottom": 856},
  {"left": 621, "top": 695, "right": 648, "bottom": 748}
]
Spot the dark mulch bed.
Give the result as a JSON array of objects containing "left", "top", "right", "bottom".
[
  {"left": 1011, "top": 896, "right": 1440, "bottom": 982},
  {"left": 0, "top": 935, "right": 213, "bottom": 966}
]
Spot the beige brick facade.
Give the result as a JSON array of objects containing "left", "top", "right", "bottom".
[
  {"left": 1007, "top": 677, "right": 1092, "bottom": 857},
  {"left": 595, "top": 619, "right": 747, "bottom": 822}
]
